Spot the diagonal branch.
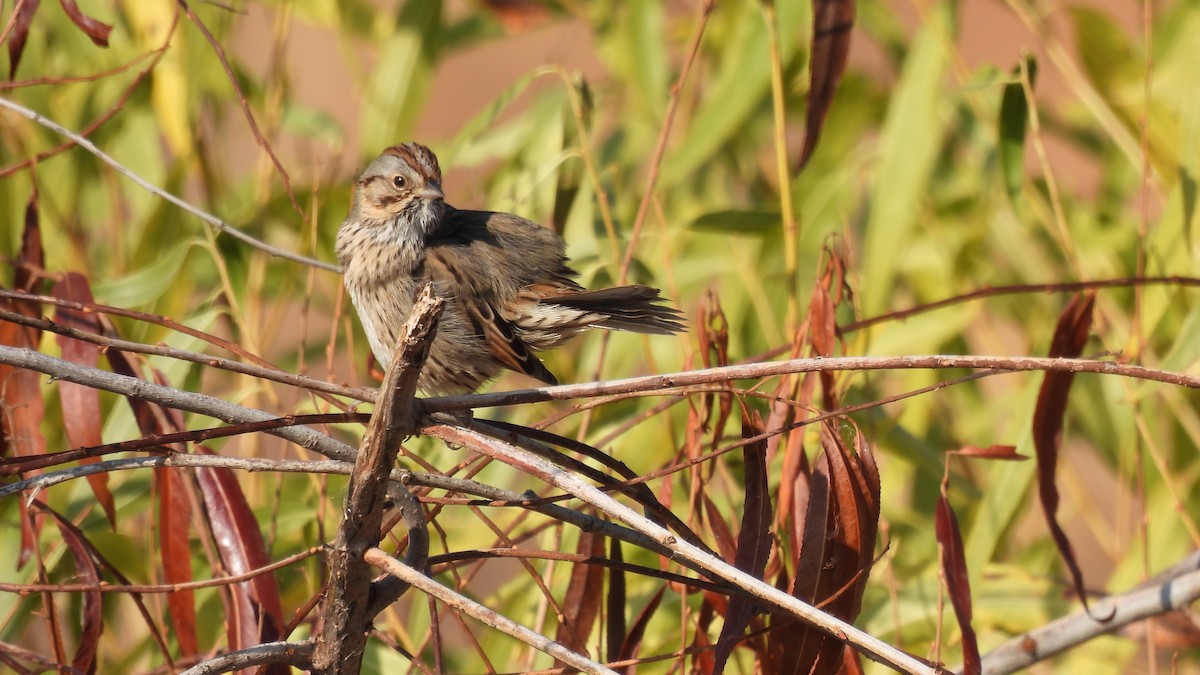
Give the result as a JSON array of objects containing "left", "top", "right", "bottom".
[
  {"left": 0, "top": 95, "right": 338, "bottom": 272},
  {"left": 973, "top": 551, "right": 1200, "bottom": 674},
  {"left": 423, "top": 422, "right": 938, "bottom": 675},
  {"left": 364, "top": 547, "right": 618, "bottom": 675}
]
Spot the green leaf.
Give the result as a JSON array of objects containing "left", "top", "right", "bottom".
[
  {"left": 1069, "top": 7, "right": 1137, "bottom": 96},
  {"left": 93, "top": 240, "right": 199, "bottom": 309},
  {"left": 861, "top": 0, "right": 954, "bottom": 315},
  {"left": 998, "top": 56, "right": 1037, "bottom": 205},
  {"left": 281, "top": 102, "right": 345, "bottom": 150},
  {"left": 660, "top": 0, "right": 807, "bottom": 188},
  {"left": 690, "top": 209, "right": 782, "bottom": 233},
  {"left": 359, "top": 1, "right": 442, "bottom": 154}
]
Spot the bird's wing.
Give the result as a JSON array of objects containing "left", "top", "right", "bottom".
[
  {"left": 424, "top": 247, "right": 559, "bottom": 386},
  {"left": 463, "top": 297, "right": 559, "bottom": 386}
]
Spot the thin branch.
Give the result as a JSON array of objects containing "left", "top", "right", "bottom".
[
  {"left": 0, "top": 413, "right": 366, "bottom": 476},
  {"left": 618, "top": 0, "right": 715, "bottom": 282},
  {"left": 177, "top": 0, "right": 305, "bottom": 220},
  {"left": 0, "top": 345, "right": 355, "bottom": 461},
  {"left": 0, "top": 95, "right": 338, "bottom": 272},
  {"left": 0, "top": 306, "right": 374, "bottom": 402},
  {"left": 424, "top": 354, "right": 1199, "bottom": 412},
  {"left": 973, "top": 552, "right": 1200, "bottom": 674},
  {"left": 0, "top": 453, "right": 355, "bottom": 500},
  {"left": 179, "top": 641, "right": 313, "bottom": 675},
  {"left": 364, "top": 548, "right": 619, "bottom": 675},
  {"left": 0, "top": 546, "right": 322, "bottom": 595},
  {"left": 0, "top": 428, "right": 679, "bottom": 573},
  {"left": 841, "top": 276, "right": 1200, "bottom": 333}
]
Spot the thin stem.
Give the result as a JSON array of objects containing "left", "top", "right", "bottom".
[{"left": 0, "top": 96, "right": 338, "bottom": 273}]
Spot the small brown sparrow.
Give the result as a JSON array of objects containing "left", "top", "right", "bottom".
[{"left": 337, "top": 143, "right": 685, "bottom": 394}]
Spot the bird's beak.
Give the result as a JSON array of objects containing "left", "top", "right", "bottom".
[{"left": 420, "top": 182, "right": 444, "bottom": 202}]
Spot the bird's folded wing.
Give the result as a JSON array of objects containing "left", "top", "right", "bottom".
[{"left": 464, "top": 300, "right": 559, "bottom": 386}]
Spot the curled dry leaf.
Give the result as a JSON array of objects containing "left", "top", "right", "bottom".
[
  {"left": 1033, "top": 292, "right": 1099, "bottom": 616},
  {"left": 799, "top": 0, "right": 856, "bottom": 169},
  {"left": 194, "top": 448, "right": 286, "bottom": 665},
  {"left": 59, "top": 0, "right": 112, "bottom": 46},
  {"left": 36, "top": 502, "right": 103, "bottom": 674},
  {"left": 936, "top": 471, "right": 980, "bottom": 674},
  {"left": 556, "top": 531, "right": 605, "bottom": 660},
  {"left": 104, "top": 349, "right": 200, "bottom": 655},
  {"left": 615, "top": 586, "right": 665, "bottom": 673},
  {"left": 5, "top": 0, "right": 41, "bottom": 78},
  {"left": 157, "top": 462, "right": 198, "bottom": 656},
  {"left": 713, "top": 411, "right": 774, "bottom": 673},
  {"left": 769, "top": 421, "right": 880, "bottom": 675}
]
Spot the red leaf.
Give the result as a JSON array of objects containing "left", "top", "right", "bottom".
[
  {"left": 615, "top": 587, "right": 665, "bottom": 673},
  {"left": 1033, "top": 292, "right": 1098, "bottom": 615},
  {"left": 690, "top": 600, "right": 717, "bottom": 675},
  {"left": 194, "top": 450, "right": 285, "bottom": 654},
  {"left": 158, "top": 464, "right": 198, "bottom": 656},
  {"left": 6, "top": 0, "right": 41, "bottom": 78},
  {"left": 702, "top": 494, "right": 738, "bottom": 564},
  {"left": 769, "top": 422, "right": 879, "bottom": 675},
  {"left": 936, "top": 474, "right": 980, "bottom": 674},
  {"left": 51, "top": 273, "right": 116, "bottom": 527},
  {"left": 952, "top": 444, "right": 1027, "bottom": 461},
  {"left": 799, "top": 0, "right": 856, "bottom": 169},
  {"left": 841, "top": 644, "right": 865, "bottom": 675},
  {"left": 1, "top": 189, "right": 46, "bottom": 569},
  {"left": 555, "top": 531, "right": 604, "bottom": 660},
  {"left": 778, "top": 424, "right": 810, "bottom": 574},
  {"left": 606, "top": 538, "right": 626, "bottom": 664},
  {"left": 37, "top": 503, "right": 103, "bottom": 674},
  {"left": 808, "top": 279, "right": 840, "bottom": 411},
  {"left": 714, "top": 411, "right": 774, "bottom": 673},
  {"left": 57, "top": 0, "right": 111, "bottom": 46}
]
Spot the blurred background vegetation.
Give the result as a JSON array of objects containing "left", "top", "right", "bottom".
[{"left": 2, "top": 0, "right": 1200, "bottom": 672}]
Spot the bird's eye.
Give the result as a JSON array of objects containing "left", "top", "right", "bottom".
[{"left": 392, "top": 175, "right": 406, "bottom": 188}]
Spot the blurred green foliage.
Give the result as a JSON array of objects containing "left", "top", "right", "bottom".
[{"left": 3, "top": 0, "right": 1200, "bottom": 672}]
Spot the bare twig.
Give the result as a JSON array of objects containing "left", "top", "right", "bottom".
[
  {"left": 0, "top": 8, "right": 179, "bottom": 177},
  {"left": 312, "top": 284, "right": 443, "bottom": 673},
  {"left": 0, "top": 413, "right": 366, "bottom": 476},
  {"left": 424, "top": 354, "right": 1200, "bottom": 412},
  {"left": 0, "top": 546, "right": 322, "bottom": 595},
  {"left": 0, "top": 345, "right": 355, "bottom": 461},
  {"left": 0, "top": 306, "right": 374, "bottom": 403},
  {"left": 177, "top": 0, "right": 305, "bottom": 219},
  {"left": 179, "top": 641, "right": 313, "bottom": 675},
  {"left": 0, "top": 453, "right": 354, "bottom": 500},
  {"left": 973, "top": 552, "right": 1200, "bottom": 674},
  {"left": 364, "top": 548, "right": 619, "bottom": 675},
  {"left": 841, "top": 276, "right": 1200, "bottom": 334},
  {"left": 0, "top": 96, "right": 338, "bottom": 272},
  {"left": 618, "top": 0, "right": 716, "bottom": 282}
]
